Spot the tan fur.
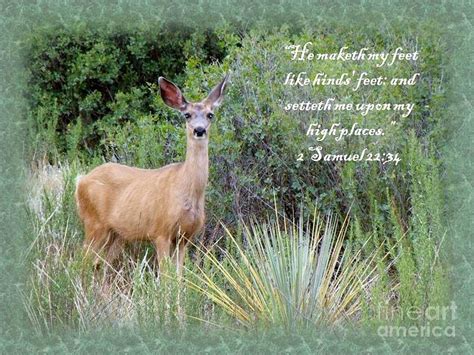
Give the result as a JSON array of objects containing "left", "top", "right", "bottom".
[{"left": 75, "top": 75, "right": 228, "bottom": 271}]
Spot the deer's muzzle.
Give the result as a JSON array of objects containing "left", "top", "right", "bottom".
[{"left": 193, "top": 127, "right": 207, "bottom": 138}]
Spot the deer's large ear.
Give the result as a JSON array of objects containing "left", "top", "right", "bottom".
[
  {"left": 205, "top": 73, "right": 229, "bottom": 109},
  {"left": 159, "top": 77, "right": 187, "bottom": 111}
]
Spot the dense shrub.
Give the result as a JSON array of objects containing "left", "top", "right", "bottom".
[{"left": 27, "top": 24, "right": 227, "bottom": 157}]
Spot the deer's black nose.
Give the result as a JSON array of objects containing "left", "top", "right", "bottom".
[{"left": 194, "top": 127, "right": 206, "bottom": 137}]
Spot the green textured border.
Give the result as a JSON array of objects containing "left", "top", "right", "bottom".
[{"left": 0, "top": 1, "right": 472, "bottom": 352}]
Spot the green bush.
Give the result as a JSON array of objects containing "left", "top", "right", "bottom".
[{"left": 27, "top": 24, "right": 226, "bottom": 158}]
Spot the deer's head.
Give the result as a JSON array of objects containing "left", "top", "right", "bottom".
[{"left": 159, "top": 75, "right": 229, "bottom": 141}]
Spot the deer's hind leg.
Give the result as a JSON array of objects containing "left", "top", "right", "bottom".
[
  {"left": 105, "top": 234, "right": 124, "bottom": 266},
  {"left": 83, "top": 222, "right": 111, "bottom": 268}
]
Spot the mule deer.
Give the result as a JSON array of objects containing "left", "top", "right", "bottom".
[{"left": 75, "top": 74, "right": 229, "bottom": 272}]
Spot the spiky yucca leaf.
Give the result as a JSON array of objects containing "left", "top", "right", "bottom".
[{"left": 185, "top": 211, "right": 385, "bottom": 329}]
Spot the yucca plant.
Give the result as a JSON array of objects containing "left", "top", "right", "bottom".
[{"left": 185, "top": 210, "right": 389, "bottom": 329}]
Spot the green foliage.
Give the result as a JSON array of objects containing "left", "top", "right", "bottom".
[{"left": 27, "top": 25, "right": 226, "bottom": 160}]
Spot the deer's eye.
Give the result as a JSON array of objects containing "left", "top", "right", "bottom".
[
  {"left": 207, "top": 113, "right": 214, "bottom": 120},
  {"left": 184, "top": 113, "right": 191, "bottom": 119}
]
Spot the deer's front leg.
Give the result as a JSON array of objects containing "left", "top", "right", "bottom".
[
  {"left": 154, "top": 237, "right": 171, "bottom": 270},
  {"left": 172, "top": 237, "right": 188, "bottom": 275}
]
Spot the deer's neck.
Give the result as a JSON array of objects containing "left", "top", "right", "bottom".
[{"left": 182, "top": 138, "right": 209, "bottom": 200}]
